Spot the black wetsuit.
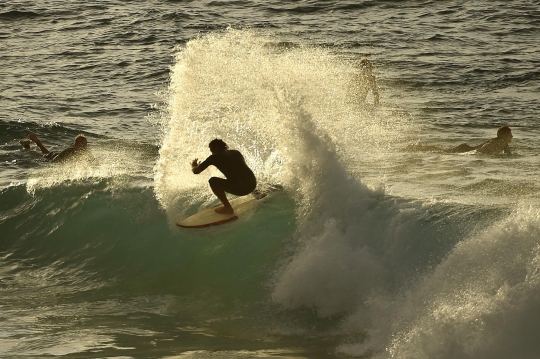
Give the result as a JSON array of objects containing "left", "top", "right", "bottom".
[{"left": 198, "top": 150, "right": 256, "bottom": 196}]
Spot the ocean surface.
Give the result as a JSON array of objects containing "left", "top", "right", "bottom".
[{"left": 1, "top": 1, "right": 540, "bottom": 358}]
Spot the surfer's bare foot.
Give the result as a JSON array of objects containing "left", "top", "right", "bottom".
[
  {"left": 28, "top": 133, "right": 38, "bottom": 142},
  {"left": 19, "top": 140, "right": 31, "bottom": 150},
  {"left": 215, "top": 206, "right": 234, "bottom": 214}
]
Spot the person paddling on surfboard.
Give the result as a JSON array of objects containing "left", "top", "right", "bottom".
[
  {"left": 191, "top": 139, "right": 257, "bottom": 215},
  {"left": 20, "top": 133, "right": 91, "bottom": 163},
  {"left": 403, "top": 125, "right": 514, "bottom": 155}
]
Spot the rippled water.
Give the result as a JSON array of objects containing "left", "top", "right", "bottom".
[{"left": 1, "top": 1, "right": 540, "bottom": 358}]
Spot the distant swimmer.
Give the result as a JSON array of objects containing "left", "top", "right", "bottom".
[
  {"left": 20, "top": 133, "right": 90, "bottom": 162},
  {"left": 355, "top": 58, "right": 379, "bottom": 105},
  {"left": 191, "top": 139, "right": 257, "bottom": 214},
  {"left": 404, "top": 125, "right": 514, "bottom": 155}
]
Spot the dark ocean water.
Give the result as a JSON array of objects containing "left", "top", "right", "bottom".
[{"left": 1, "top": 1, "right": 540, "bottom": 358}]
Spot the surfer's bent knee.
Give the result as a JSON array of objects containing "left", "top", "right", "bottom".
[{"left": 208, "top": 177, "right": 221, "bottom": 188}]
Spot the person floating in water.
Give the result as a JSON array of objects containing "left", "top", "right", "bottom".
[
  {"left": 355, "top": 58, "right": 379, "bottom": 105},
  {"left": 404, "top": 125, "right": 514, "bottom": 155},
  {"left": 191, "top": 139, "right": 257, "bottom": 214},
  {"left": 20, "top": 133, "right": 90, "bottom": 162}
]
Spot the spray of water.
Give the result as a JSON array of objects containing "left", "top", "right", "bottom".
[{"left": 154, "top": 28, "right": 405, "bottom": 223}]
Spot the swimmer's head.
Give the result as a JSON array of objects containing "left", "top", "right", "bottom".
[
  {"left": 74, "top": 134, "right": 87, "bottom": 149},
  {"left": 497, "top": 125, "right": 512, "bottom": 141},
  {"left": 209, "top": 138, "right": 228, "bottom": 153},
  {"left": 357, "top": 58, "right": 373, "bottom": 70}
]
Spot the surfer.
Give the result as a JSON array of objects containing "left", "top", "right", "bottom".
[
  {"left": 404, "top": 125, "right": 514, "bottom": 154},
  {"left": 355, "top": 58, "right": 379, "bottom": 105},
  {"left": 20, "top": 133, "right": 90, "bottom": 162},
  {"left": 191, "top": 139, "right": 257, "bottom": 214}
]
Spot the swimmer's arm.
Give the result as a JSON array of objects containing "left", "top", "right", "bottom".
[
  {"left": 370, "top": 76, "right": 379, "bottom": 104},
  {"left": 503, "top": 144, "right": 511, "bottom": 154}
]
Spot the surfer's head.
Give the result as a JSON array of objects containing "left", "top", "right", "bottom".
[
  {"left": 357, "top": 58, "right": 373, "bottom": 72},
  {"left": 497, "top": 125, "right": 512, "bottom": 142},
  {"left": 209, "top": 138, "right": 228, "bottom": 153},
  {"left": 74, "top": 134, "right": 87, "bottom": 149}
]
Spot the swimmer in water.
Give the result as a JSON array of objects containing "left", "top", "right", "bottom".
[
  {"left": 404, "top": 125, "right": 514, "bottom": 155},
  {"left": 355, "top": 58, "right": 379, "bottom": 105},
  {"left": 20, "top": 133, "right": 89, "bottom": 162}
]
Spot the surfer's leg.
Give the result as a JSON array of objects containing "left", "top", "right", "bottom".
[
  {"left": 28, "top": 134, "right": 50, "bottom": 154},
  {"left": 403, "top": 144, "right": 444, "bottom": 152},
  {"left": 447, "top": 143, "right": 476, "bottom": 153},
  {"left": 209, "top": 177, "right": 234, "bottom": 214}
]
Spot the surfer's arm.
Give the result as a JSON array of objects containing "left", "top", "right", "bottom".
[
  {"left": 192, "top": 156, "right": 212, "bottom": 174},
  {"left": 191, "top": 158, "right": 202, "bottom": 174}
]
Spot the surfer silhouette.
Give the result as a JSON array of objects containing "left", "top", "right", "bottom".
[
  {"left": 355, "top": 58, "right": 379, "bottom": 105},
  {"left": 20, "top": 133, "right": 90, "bottom": 162},
  {"left": 191, "top": 139, "right": 257, "bottom": 214},
  {"left": 404, "top": 125, "right": 514, "bottom": 155}
]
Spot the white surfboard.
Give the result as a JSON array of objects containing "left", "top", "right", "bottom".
[{"left": 177, "top": 192, "right": 266, "bottom": 228}]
